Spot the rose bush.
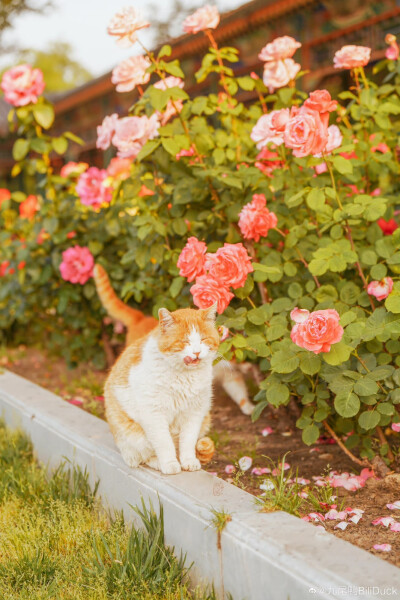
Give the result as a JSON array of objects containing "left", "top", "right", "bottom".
[{"left": 1, "top": 7, "right": 400, "bottom": 463}]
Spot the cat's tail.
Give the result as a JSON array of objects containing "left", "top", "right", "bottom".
[
  {"left": 196, "top": 437, "right": 215, "bottom": 465},
  {"left": 93, "top": 264, "right": 144, "bottom": 327}
]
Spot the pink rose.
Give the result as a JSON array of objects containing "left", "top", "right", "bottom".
[
  {"left": 111, "top": 55, "right": 151, "bottom": 92},
  {"left": 238, "top": 193, "right": 278, "bottom": 242},
  {"left": 112, "top": 114, "right": 160, "bottom": 159},
  {"left": 154, "top": 76, "right": 185, "bottom": 125},
  {"left": 19, "top": 195, "right": 39, "bottom": 220},
  {"left": 190, "top": 275, "right": 234, "bottom": 314},
  {"left": 60, "top": 162, "right": 88, "bottom": 178},
  {"left": 255, "top": 147, "right": 284, "bottom": 177},
  {"left": 96, "top": 113, "right": 119, "bottom": 150},
  {"left": 177, "top": 237, "right": 207, "bottom": 282},
  {"left": 263, "top": 59, "right": 301, "bottom": 93},
  {"left": 377, "top": 218, "right": 398, "bottom": 235},
  {"left": 107, "top": 7, "right": 150, "bottom": 47},
  {"left": 290, "top": 308, "right": 344, "bottom": 354},
  {"left": 183, "top": 5, "right": 220, "bottom": 34},
  {"left": 258, "top": 36, "right": 301, "bottom": 62},
  {"left": 205, "top": 243, "right": 253, "bottom": 290},
  {"left": 314, "top": 162, "right": 328, "bottom": 175},
  {"left": 314, "top": 125, "right": 343, "bottom": 157},
  {"left": 284, "top": 107, "right": 328, "bottom": 158},
  {"left": 367, "top": 277, "right": 393, "bottom": 301},
  {"left": 333, "top": 45, "right": 371, "bottom": 69},
  {"left": 106, "top": 157, "right": 132, "bottom": 180},
  {"left": 385, "top": 34, "right": 399, "bottom": 60},
  {"left": 59, "top": 246, "right": 94, "bottom": 285},
  {"left": 250, "top": 109, "right": 290, "bottom": 149},
  {"left": 76, "top": 167, "right": 112, "bottom": 209},
  {"left": 1, "top": 64, "right": 45, "bottom": 107},
  {"left": 304, "top": 90, "right": 337, "bottom": 118}
]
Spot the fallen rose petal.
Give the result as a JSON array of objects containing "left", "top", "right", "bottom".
[
  {"left": 335, "top": 521, "right": 349, "bottom": 530},
  {"left": 392, "top": 423, "right": 400, "bottom": 432},
  {"left": 295, "top": 477, "right": 310, "bottom": 485},
  {"left": 349, "top": 514, "right": 362, "bottom": 524},
  {"left": 261, "top": 427, "right": 274, "bottom": 436},
  {"left": 68, "top": 397, "right": 83, "bottom": 406},
  {"left": 251, "top": 467, "right": 265, "bottom": 476},
  {"left": 387, "top": 501, "right": 400, "bottom": 510},
  {"left": 238, "top": 456, "right": 252, "bottom": 471},
  {"left": 208, "top": 472, "right": 218, "bottom": 476},
  {"left": 349, "top": 508, "right": 364, "bottom": 516},
  {"left": 260, "top": 480, "right": 274, "bottom": 491},
  {"left": 225, "top": 464, "right": 235, "bottom": 474},
  {"left": 373, "top": 544, "right": 392, "bottom": 552},
  {"left": 372, "top": 516, "right": 395, "bottom": 527},
  {"left": 390, "top": 522, "right": 400, "bottom": 532},
  {"left": 298, "top": 491, "right": 308, "bottom": 499}
]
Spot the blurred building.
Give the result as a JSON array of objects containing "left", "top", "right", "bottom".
[{"left": 1, "top": 0, "right": 400, "bottom": 175}]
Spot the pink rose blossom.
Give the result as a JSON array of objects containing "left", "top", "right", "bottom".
[
  {"left": 111, "top": 55, "right": 151, "bottom": 92},
  {"left": 258, "top": 36, "right": 301, "bottom": 62},
  {"left": 76, "top": 167, "right": 112, "bottom": 209},
  {"left": 373, "top": 544, "right": 392, "bottom": 552},
  {"left": 225, "top": 464, "right": 235, "bottom": 474},
  {"left": 183, "top": 5, "right": 220, "bottom": 34},
  {"left": 19, "top": 195, "right": 40, "bottom": 220},
  {"left": 60, "top": 162, "right": 88, "bottom": 178},
  {"left": 392, "top": 423, "right": 400, "bottom": 432},
  {"left": 106, "top": 157, "right": 132, "bottom": 180},
  {"left": 250, "top": 109, "right": 290, "bottom": 148},
  {"left": 176, "top": 146, "right": 196, "bottom": 160},
  {"left": 1, "top": 64, "right": 45, "bottom": 106},
  {"left": 290, "top": 307, "right": 310, "bottom": 323},
  {"left": 372, "top": 516, "right": 395, "bottom": 527},
  {"left": 255, "top": 147, "right": 284, "bottom": 177},
  {"left": 290, "top": 308, "right": 343, "bottom": 354},
  {"left": 205, "top": 243, "right": 253, "bottom": 289},
  {"left": 385, "top": 34, "right": 399, "bottom": 60},
  {"left": 177, "top": 236, "right": 207, "bottom": 282},
  {"left": 284, "top": 107, "right": 329, "bottom": 158},
  {"left": 334, "top": 45, "right": 371, "bottom": 69},
  {"left": 325, "top": 125, "right": 343, "bottom": 153},
  {"left": 107, "top": 7, "right": 150, "bottom": 47},
  {"left": 367, "top": 277, "right": 393, "bottom": 301},
  {"left": 96, "top": 113, "right": 119, "bottom": 150},
  {"left": 59, "top": 246, "right": 94, "bottom": 285},
  {"left": 304, "top": 90, "right": 337, "bottom": 117},
  {"left": 378, "top": 218, "right": 398, "bottom": 235},
  {"left": 238, "top": 193, "right": 278, "bottom": 242},
  {"left": 190, "top": 275, "right": 234, "bottom": 314},
  {"left": 112, "top": 114, "right": 160, "bottom": 159},
  {"left": 314, "top": 162, "right": 328, "bottom": 175},
  {"left": 263, "top": 59, "right": 300, "bottom": 93}
]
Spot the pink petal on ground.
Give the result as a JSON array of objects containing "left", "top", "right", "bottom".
[
  {"left": 225, "top": 464, "right": 235, "bottom": 474},
  {"left": 359, "top": 468, "right": 376, "bottom": 481},
  {"left": 260, "top": 480, "right": 274, "bottom": 491},
  {"left": 308, "top": 512, "right": 325, "bottom": 522},
  {"left": 387, "top": 501, "right": 400, "bottom": 510},
  {"left": 372, "top": 516, "right": 395, "bottom": 527},
  {"left": 390, "top": 522, "right": 400, "bottom": 532},
  {"left": 262, "top": 427, "right": 274, "bottom": 436},
  {"left": 298, "top": 491, "right": 308, "bottom": 499},
  {"left": 349, "top": 508, "right": 364, "bottom": 516},
  {"left": 68, "top": 397, "right": 83, "bottom": 406},
  {"left": 94, "top": 395, "right": 104, "bottom": 402},
  {"left": 335, "top": 521, "right": 349, "bottom": 530},
  {"left": 208, "top": 472, "right": 218, "bottom": 476},
  {"left": 252, "top": 467, "right": 265, "bottom": 476},
  {"left": 325, "top": 509, "right": 340, "bottom": 520},
  {"left": 349, "top": 514, "right": 362, "bottom": 524},
  {"left": 238, "top": 456, "right": 252, "bottom": 471},
  {"left": 373, "top": 544, "right": 392, "bottom": 552},
  {"left": 391, "top": 423, "right": 400, "bottom": 432}
]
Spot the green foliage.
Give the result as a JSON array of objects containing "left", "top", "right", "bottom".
[{"left": 1, "top": 37, "right": 400, "bottom": 457}]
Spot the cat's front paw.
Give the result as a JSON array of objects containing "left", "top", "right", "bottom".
[
  {"left": 160, "top": 459, "right": 182, "bottom": 475},
  {"left": 180, "top": 457, "right": 201, "bottom": 472}
]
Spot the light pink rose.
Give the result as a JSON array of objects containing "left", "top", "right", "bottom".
[
  {"left": 183, "top": 5, "right": 220, "bottom": 34},
  {"left": 290, "top": 308, "right": 343, "bottom": 354},
  {"left": 238, "top": 193, "right": 278, "bottom": 242},
  {"left": 190, "top": 275, "right": 234, "bottom": 314},
  {"left": 314, "top": 162, "right": 328, "bottom": 175},
  {"left": 60, "top": 162, "right": 88, "bottom": 178},
  {"left": 314, "top": 125, "right": 343, "bottom": 157},
  {"left": 262, "top": 59, "right": 301, "bottom": 93},
  {"left": 154, "top": 76, "right": 185, "bottom": 125},
  {"left": 76, "top": 167, "right": 112, "bottom": 209},
  {"left": 106, "top": 157, "right": 132, "bottom": 180},
  {"left": 112, "top": 114, "right": 160, "bottom": 159},
  {"left": 333, "top": 45, "right": 371, "bottom": 69},
  {"left": 250, "top": 109, "right": 290, "bottom": 149},
  {"left": 205, "top": 243, "right": 253, "bottom": 289},
  {"left": 107, "top": 7, "right": 150, "bottom": 47},
  {"left": 304, "top": 90, "right": 337, "bottom": 117},
  {"left": 367, "top": 277, "right": 393, "bottom": 301},
  {"left": 1, "top": 64, "right": 45, "bottom": 107},
  {"left": 177, "top": 236, "right": 207, "bottom": 282},
  {"left": 284, "top": 106, "right": 329, "bottom": 158},
  {"left": 96, "top": 113, "right": 119, "bottom": 150},
  {"left": 385, "top": 34, "right": 399, "bottom": 60},
  {"left": 258, "top": 36, "right": 301, "bottom": 62},
  {"left": 111, "top": 55, "right": 151, "bottom": 92},
  {"left": 290, "top": 307, "right": 310, "bottom": 323},
  {"left": 59, "top": 246, "right": 94, "bottom": 285}
]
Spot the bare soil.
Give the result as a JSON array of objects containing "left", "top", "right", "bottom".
[{"left": 2, "top": 345, "right": 399, "bottom": 568}]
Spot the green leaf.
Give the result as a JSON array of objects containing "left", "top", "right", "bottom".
[
  {"left": 158, "top": 44, "right": 172, "bottom": 58},
  {"left": 136, "top": 139, "right": 161, "bottom": 161},
  {"left": 33, "top": 103, "right": 54, "bottom": 129},
  {"left": 334, "top": 392, "right": 360, "bottom": 417},
  {"left": 332, "top": 155, "right": 353, "bottom": 175},
  {"left": 161, "top": 138, "right": 181, "bottom": 156},
  {"left": 353, "top": 376, "right": 379, "bottom": 396},
  {"left": 64, "top": 131, "right": 84, "bottom": 145},
  {"left": 299, "top": 353, "right": 321, "bottom": 375},
  {"left": 266, "top": 383, "right": 290, "bottom": 407},
  {"left": 169, "top": 277, "right": 184, "bottom": 298},
  {"left": 302, "top": 424, "right": 320, "bottom": 446},
  {"left": 270, "top": 351, "right": 299, "bottom": 374},
  {"left": 385, "top": 291, "right": 400, "bottom": 314},
  {"left": 52, "top": 136, "right": 68, "bottom": 155},
  {"left": 377, "top": 402, "right": 394, "bottom": 415},
  {"left": 323, "top": 341, "right": 352, "bottom": 366},
  {"left": 358, "top": 410, "right": 380, "bottom": 430},
  {"left": 12, "top": 139, "right": 29, "bottom": 161}
]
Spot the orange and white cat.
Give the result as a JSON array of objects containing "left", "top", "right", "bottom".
[
  {"left": 105, "top": 305, "right": 219, "bottom": 474},
  {"left": 94, "top": 264, "right": 255, "bottom": 415}
]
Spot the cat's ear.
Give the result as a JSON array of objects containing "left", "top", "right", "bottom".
[
  {"left": 158, "top": 308, "right": 175, "bottom": 333},
  {"left": 202, "top": 302, "right": 218, "bottom": 323}
]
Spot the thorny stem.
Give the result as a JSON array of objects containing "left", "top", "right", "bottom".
[{"left": 322, "top": 420, "right": 372, "bottom": 468}]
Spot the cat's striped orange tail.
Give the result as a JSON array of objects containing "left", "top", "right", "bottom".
[
  {"left": 196, "top": 436, "right": 215, "bottom": 465},
  {"left": 93, "top": 264, "right": 143, "bottom": 327}
]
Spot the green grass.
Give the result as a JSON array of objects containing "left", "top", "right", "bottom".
[{"left": 0, "top": 421, "right": 217, "bottom": 600}]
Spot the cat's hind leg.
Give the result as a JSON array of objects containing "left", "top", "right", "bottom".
[{"left": 213, "top": 361, "right": 255, "bottom": 415}]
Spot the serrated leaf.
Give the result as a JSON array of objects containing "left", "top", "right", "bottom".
[
  {"left": 299, "top": 353, "right": 321, "bottom": 375},
  {"left": 334, "top": 392, "right": 360, "bottom": 417},
  {"left": 358, "top": 410, "right": 380, "bottom": 430},
  {"left": 323, "top": 341, "right": 352, "bottom": 366},
  {"left": 332, "top": 155, "right": 353, "bottom": 175}
]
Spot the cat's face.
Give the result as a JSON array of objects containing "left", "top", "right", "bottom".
[{"left": 157, "top": 306, "right": 219, "bottom": 368}]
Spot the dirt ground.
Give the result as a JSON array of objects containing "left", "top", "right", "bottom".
[{"left": 2, "top": 345, "right": 399, "bottom": 567}]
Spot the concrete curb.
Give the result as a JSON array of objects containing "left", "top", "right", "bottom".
[{"left": 0, "top": 369, "right": 398, "bottom": 600}]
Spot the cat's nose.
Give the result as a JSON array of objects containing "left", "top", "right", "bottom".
[{"left": 194, "top": 351, "right": 200, "bottom": 358}]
